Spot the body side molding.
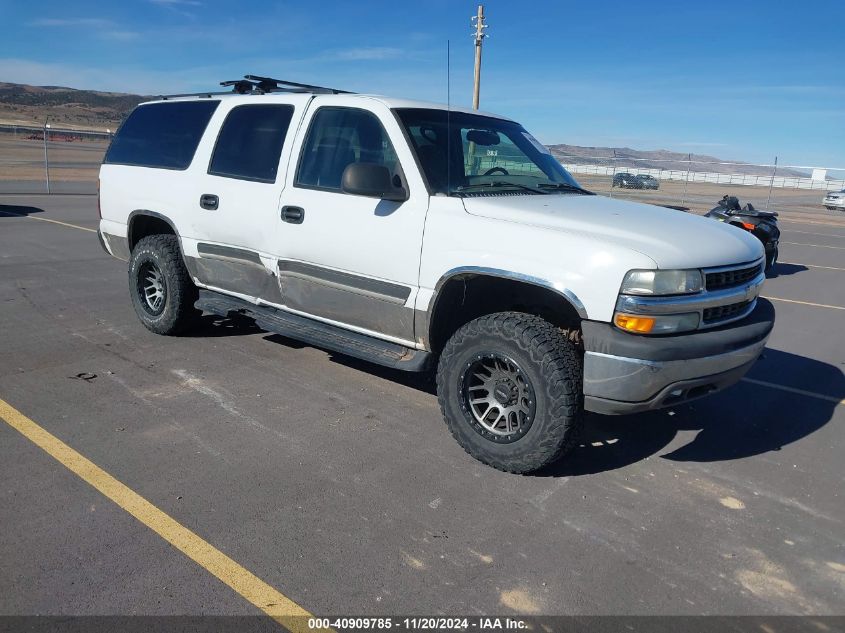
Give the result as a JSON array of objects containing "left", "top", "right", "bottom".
[{"left": 197, "top": 243, "right": 264, "bottom": 267}]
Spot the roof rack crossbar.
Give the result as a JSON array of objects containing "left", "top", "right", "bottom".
[
  {"left": 156, "top": 74, "right": 354, "bottom": 101},
  {"left": 156, "top": 91, "right": 233, "bottom": 100},
  {"left": 244, "top": 74, "right": 352, "bottom": 95}
]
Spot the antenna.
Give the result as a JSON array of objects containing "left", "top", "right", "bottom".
[{"left": 447, "top": 39, "right": 452, "bottom": 196}]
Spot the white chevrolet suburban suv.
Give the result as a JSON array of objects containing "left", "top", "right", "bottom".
[{"left": 98, "top": 76, "right": 774, "bottom": 473}]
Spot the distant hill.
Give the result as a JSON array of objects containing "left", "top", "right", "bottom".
[
  {"left": 0, "top": 81, "right": 806, "bottom": 176},
  {"left": 0, "top": 82, "right": 147, "bottom": 129},
  {"left": 548, "top": 144, "right": 808, "bottom": 178}
]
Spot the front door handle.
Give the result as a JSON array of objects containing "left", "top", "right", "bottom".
[
  {"left": 281, "top": 206, "right": 305, "bottom": 224},
  {"left": 200, "top": 194, "right": 219, "bottom": 210}
]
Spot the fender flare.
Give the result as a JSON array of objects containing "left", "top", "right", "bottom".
[
  {"left": 419, "top": 266, "right": 589, "bottom": 350},
  {"left": 427, "top": 266, "right": 588, "bottom": 319},
  {"left": 127, "top": 209, "right": 181, "bottom": 250}
]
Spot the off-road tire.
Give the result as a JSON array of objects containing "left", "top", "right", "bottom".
[
  {"left": 436, "top": 312, "right": 584, "bottom": 474},
  {"left": 128, "top": 234, "right": 200, "bottom": 335},
  {"left": 765, "top": 246, "right": 778, "bottom": 271}
]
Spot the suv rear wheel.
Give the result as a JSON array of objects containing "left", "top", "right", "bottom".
[
  {"left": 436, "top": 312, "right": 584, "bottom": 473},
  {"left": 128, "top": 234, "right": 200, "bottom": 335}
]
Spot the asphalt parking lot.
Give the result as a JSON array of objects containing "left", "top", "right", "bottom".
[{"left": 0, "top": 194, "right": 843, "bottom": 623}]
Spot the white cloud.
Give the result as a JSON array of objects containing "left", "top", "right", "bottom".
[
  {"left": 27, "top": 17, "right": 139, "bottom": 42},
  {"left": 0, "top": 58, "right": 218, "bottom": 94},
  {"left": 676, "top": 141, "right": 728, "bottom": 148},
  {"left": 30, "top": 18, "right": 113, "bottom": 28},
  {"left": 101, "top": 31, "right": 141, "bottom": 41},
  {"left": 334, "top": 47, "right": 405, "bottom": 61}
]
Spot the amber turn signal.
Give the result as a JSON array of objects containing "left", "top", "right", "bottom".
[{"left": 614, "top": 313, "right": 655, "bottom": 333}]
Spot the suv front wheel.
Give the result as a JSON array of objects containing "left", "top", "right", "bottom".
[
  {"left": 436, "top": 312, "right": 584, "bottom": 473},
  {"left": 128, "top": 234, "right": 200, "bottom": 335}
]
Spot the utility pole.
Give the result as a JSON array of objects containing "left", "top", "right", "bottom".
[{"left": 471, "top": 4, "right": 487, "bottom": 110}]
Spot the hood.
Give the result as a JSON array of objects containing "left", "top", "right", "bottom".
[{"left": 461, "top": 194, "right": 764, "bottom": 269}]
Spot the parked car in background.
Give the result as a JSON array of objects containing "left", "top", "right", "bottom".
[
  {"left": 823, "top": 189, "right": 845, "bottom": 211},
  {"left": 612, "top": 172, "right": 641, "bottom": 188},
  {"left": 636, "top": 174, "right": 659, "bottom": 190}
]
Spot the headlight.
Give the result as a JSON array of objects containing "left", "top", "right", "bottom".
[
  {"left": 614, "top": 312, "right": 700, "bottom": 334},
  {"left": 620, "top": 269, "right": 703, "bottom": 296}
]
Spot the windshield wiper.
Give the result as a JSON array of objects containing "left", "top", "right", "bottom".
[
  {"left": 535, "top": 182, "right": 594, "bottom": 195},
  {"left": 452, "top": 181, "right": 548, "bottom": 196}
]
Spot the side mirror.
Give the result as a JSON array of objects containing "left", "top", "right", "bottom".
[{"left": 341, "top": 163, "right": 408, "bottom": 202}]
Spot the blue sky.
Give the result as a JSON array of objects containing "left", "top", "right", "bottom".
[{"left": 2, "top": 0, "right": 844, "bottom": 166}]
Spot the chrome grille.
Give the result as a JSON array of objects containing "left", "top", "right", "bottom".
[
  {"left": 703, "top": 300, "right": 753, "bottom": 324},
  {"left": 705, "top": 263, "right": 762, "bottom": 291}
]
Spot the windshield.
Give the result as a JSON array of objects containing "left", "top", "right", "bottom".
[{"left": 394, "top": 108, "right": 584, "bottom": 196}]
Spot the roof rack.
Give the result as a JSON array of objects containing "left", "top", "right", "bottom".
[
  {"left": 156, "top": 75, "right": 352, "bottom": 101},
  {"left": 242, "top": 75, "right": 352, "bottom": 94}
]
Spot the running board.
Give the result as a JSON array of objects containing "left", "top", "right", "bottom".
[{"left": 195, "top": 290, "right": 431, "bottom": 372}]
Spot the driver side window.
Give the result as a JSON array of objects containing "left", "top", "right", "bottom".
[{"left": 295, "top": 107, "right": 399, "bottom": 191}]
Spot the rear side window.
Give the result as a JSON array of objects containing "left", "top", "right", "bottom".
[
  {"left": 104, "top": 100, "right": 219, "bottom": 170},
  {"left": 208, "top": 104, "right": 294, "bottom": 183},
  {"left": 295, "top": 107, "right": 398, "bottom": 191}
]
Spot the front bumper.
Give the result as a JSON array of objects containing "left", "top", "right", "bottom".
[
  {"left": 824, "top": 198, "right": 845, "bottom": 208},
  {"left": 582, "top": 299, "right": 775, "bottom": 414}
]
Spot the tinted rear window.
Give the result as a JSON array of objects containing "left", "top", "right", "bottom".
[
  {"left": 208, "top": 104, "right": 294, "bottom": 183},
  {"left": 104, "top": 100, "right": 219, "bottom": 170}
]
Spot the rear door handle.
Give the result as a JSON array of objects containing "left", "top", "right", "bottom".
[
  {"left": 200, "top": 194, "right": 219, "bottom": 210},
  {"left": 281, "top": 206, "right": 305, "bottom": 224}
]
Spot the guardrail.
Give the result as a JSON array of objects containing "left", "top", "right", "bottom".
[
  {"left": 558, "top": 160, "right": 845, "bottom": 192},
  {"left": 0, "top": 122, "right": 113, "bottom": 142}
]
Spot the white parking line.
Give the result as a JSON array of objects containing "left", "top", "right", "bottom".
[
  {"left": 784, "top": 229, "right": 845, "bottom": 239},
  {"left": 778, "top": 218, "right": 845, "bottom": 228},
  {"left": 765, "top": 296, "right": 845, "bottom": 310},
  {"left": 781, "top": 241, "right": 845, "bottom": 250},
  {"left": 778, "top": 262, "right": 845, "bottom": 272},
  {"left": 740, "top": 378, "right": 844, "bottom": 406}
]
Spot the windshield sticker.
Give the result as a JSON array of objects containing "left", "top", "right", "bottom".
[{"left": 522, "top": 132, "right": 551, "bottom": 155}]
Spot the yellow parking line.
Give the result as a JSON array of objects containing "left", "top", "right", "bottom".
[
  {"left": 781, "top": 241, "right": 845, "bottom": 250},
  {"left": 0, "top": 210, "right": 96, "bottom": 233},
  {"left": 778, "top": 261, "right": 845, "bottom": 272},
  {"left": 740, "top": 378, "right": 844, "bottom": 406},
  {"left": 0, "top": 397, "right": 314, "bottom": 632},
  {"left": 765, "top": 296, "right": 845, "bottom": 310}
]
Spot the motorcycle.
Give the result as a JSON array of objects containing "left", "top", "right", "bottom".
[{"left": 706, "top": 195, "right": 780, "bottom": 271}]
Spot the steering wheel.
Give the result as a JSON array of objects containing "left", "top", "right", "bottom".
[{"left": 483, "top": 166, "right": 509, "bottom": 176}]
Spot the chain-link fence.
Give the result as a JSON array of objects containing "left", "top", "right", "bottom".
[
  {"left": 0, "top": 123, "right": 112, "bottom": 195},
  {"left": 2, "top": 122, "right": 844, "bottom": 224}
]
